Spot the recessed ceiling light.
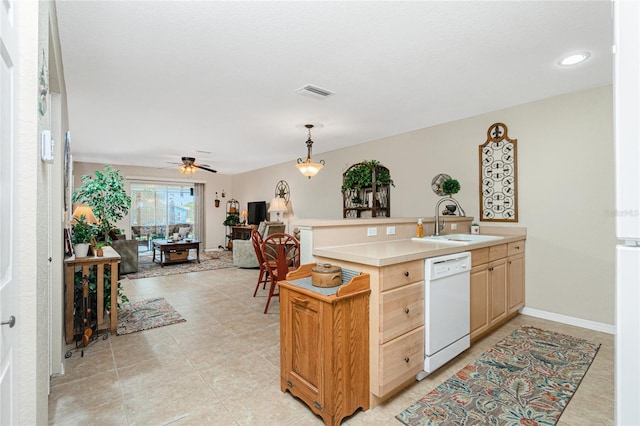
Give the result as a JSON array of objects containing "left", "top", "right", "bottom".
[{"left": 558, "top": 52, "right": 591, "bottom": 66}]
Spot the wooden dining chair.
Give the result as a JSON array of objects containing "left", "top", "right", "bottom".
[
  {"left": 261, "top": 233, "right": 300, "bottom": 314},
  {"left": 251, "top": 229, "right": 270, "bottom": 297}
]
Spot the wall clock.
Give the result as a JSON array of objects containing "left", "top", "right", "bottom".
[{"left": 479, "top": 123, "right": 518, "bottom": 222}]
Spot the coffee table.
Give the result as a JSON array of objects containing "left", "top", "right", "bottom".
[{"left": 152, "top": 239, "right": 200, "bottom": 267}]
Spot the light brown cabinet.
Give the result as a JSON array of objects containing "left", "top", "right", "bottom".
[
  {"left": 470, "top": 240, "right": 525, "bottom": 341},
  {"left": 279, "top": 266, "right": 370, "bottom": 426}
]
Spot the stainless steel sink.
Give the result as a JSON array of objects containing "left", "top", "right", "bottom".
[{"left": 412, "top": 234, "right": 504, "bottom": 245}]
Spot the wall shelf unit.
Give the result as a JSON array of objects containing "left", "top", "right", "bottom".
[{"left": 342, "top": 162, "right": 391, "bottom": 218}]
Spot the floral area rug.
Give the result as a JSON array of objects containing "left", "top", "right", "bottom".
[
  {"left": 123, "top": 250, "right": 234, "bottom": 280},
  {"left": 117, "top": 297, "right": 185, "bottom": 335},
  {"left": 396, "top": 325, "right": 600, "bottom": 426}
]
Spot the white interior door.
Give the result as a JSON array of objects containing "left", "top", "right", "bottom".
[{"left": 0, "top": 0, "right": 19, "bottom": 423}]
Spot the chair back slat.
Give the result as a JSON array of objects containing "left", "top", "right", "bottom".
[
  {"left": 262, "top": 233, "right": 300, "bottom": 281},
  {"left": 251, "top": 229, "right": 265, "bottom": 264}
]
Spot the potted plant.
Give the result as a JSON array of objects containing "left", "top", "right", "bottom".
[
  {"left": 223, "top": 214, "right": 240, "bottom": 227},
  {"left": 441, "top": 178, "right": 460, "bottom": 197},
  {"left": 441, "top": 178, "right": 461, "bottom": 214},
  {"left": 95, "top": 242, "right": 106, "bottom": 257},
  {"left": 72, "top": 164, "right": 131, "bottom": 244},
  {"left": 471, "top": 222, "right": 480, "bottom": 234},
  {"left": 341, "top": 160, "right": 395, "bottom": 192},
  {"left": 71, "top": 215, "right": 95, "bottom": 258}
]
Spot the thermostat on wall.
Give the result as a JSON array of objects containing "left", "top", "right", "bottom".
[{"left": 41, "top": 130, "right": 54, "bottom": 163}]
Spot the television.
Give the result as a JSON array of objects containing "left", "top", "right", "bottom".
[{"left": 247, "top": 201, "right": 267, "bottom": 225}]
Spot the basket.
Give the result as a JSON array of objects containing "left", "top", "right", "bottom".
[{"left": 167, "top": 250, "right": 189, "bottom": 261}]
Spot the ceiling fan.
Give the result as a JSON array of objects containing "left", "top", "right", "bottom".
[{"left": 177, "top": 156, "right": 217, "bottom": 174}]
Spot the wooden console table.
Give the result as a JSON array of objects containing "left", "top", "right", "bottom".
[{"left": 64, "top": 246, "right": 120, "bottom": 344}]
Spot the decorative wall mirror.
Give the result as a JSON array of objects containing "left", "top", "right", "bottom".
[
  {"left": 431, "top": 173, "right": 451, "bottom": 196},
  {"left": 479, "top": 123, "right": 518, "bottom": 222}
]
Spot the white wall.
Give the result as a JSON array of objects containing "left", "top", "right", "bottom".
[
  {"left": 72, "top": 162, "right": 233, "bottom": 250},
  {"left": 232, "top": 86, "right": 616, "bottom": 325}
]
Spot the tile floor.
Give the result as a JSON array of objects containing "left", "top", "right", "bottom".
[{"left": 49, "top": 266, "right": 614, "bottom": 425}]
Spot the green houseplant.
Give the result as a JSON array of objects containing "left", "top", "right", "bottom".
[
  {"left": 72, "top": 164, "right": 131, "bottom": 244},
  {"left": 341, "top": 160, "right": 395, "bottom": 192},
  {"left": 441, "top": 178, "right": 461, "bottom": 196},
  {"left": 71, "top": 215, "right": 96, "bottom": 258},
  {"left": 223, "top": 214, "right": 241, "bottom": 227}
]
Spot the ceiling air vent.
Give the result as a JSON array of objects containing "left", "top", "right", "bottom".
[{"left": 296, "top": 84, "right": 335, "bottom": 99}]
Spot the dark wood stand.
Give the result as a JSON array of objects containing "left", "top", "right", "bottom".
[{"left": 152, "top": 240, "right": 200, "bottom": 267}]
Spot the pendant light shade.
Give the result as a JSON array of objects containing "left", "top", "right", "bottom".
[{"left": 296, "top": 124, "right": 325, "bottom": 178}]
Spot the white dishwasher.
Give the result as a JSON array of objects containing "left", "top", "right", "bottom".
[{"left": 418, "top": 251, "right": 471, "bottom": 380}]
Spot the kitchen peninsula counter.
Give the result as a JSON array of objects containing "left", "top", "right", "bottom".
[
  {"left": 313, "top": 231, "right": 526, "bottom": 266},
  {"left": 306, "top": 225, "right": 527, "bottom": 407}
]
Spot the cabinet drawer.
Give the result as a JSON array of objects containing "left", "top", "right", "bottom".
[
  {"left": 380, "top": 281, "right": 424, "bottom": 343},
  {"left": 471, "top": 248, "right": 489, "bottom": 266},
  {"left": 489, "top": 244, "right": 508, "bottom": 261},
  {"left": 380, "top": 260, "right": 424, "bottom": 292},
  {"left": 508, "top": 240, "right": 525, "bottom": 256},
  {"left": 378, "top": 326, "right": 424, "bottom": 397}
]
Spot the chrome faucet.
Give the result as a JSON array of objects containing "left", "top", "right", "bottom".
[{"left": 434, "top": 197, "right": 466, "bottom": 236}]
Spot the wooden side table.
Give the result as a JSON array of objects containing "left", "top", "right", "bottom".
[
  {"left": 231, "top": 225, "right": 254, "bottom": 241},
  {"left": 64, "top": 246, "right": 120, "bottom": 344}
]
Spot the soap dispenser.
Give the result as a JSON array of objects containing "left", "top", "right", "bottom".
[{"left": 416, "top": 218, "right": 424, "bottom": 238}]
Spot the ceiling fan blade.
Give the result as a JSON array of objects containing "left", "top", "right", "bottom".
[{"left": 194, "top": 164, "right": 217, "bottom": 173}]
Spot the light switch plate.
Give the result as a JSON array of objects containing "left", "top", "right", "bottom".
[
  {"left": 386, "top": 226, "right": 396, "bottom": 235},
  {"left": 451, "top": 223, "right": 457, "bottom": 230},
  {"left": 41, "top": 130, "right": 54, "bottom": 163},
  {"left": 367, "top": 227, "right": 377, "bottom": 237}
]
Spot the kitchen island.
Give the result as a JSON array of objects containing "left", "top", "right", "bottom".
[{"left": 300, "top": 219, "right": 526, "bottom": 408}]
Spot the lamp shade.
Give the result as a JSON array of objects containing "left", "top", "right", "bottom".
[
  {"left": 296, "top": 160, "right": 324, "bottom": 178},
  {"left": 268, "top": 197, "right": 288, "bottom": 214},
  {"left": 72, "top": 205, "right": 97, "bottom": 223}
]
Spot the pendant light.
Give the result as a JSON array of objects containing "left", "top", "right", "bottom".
[{"left": 296, "top": 124, "right": 325, "bottom": 179}]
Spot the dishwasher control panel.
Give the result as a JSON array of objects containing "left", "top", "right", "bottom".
[{"left": 426, "top": 252, "right": 471, "bottom": 280}]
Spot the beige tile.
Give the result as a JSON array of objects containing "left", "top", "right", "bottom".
[
  {"left": 49, "top": 268, "right": 615, "bottom": 426},
  {"left": 122, "top": 372, "right": 222, "bottom": 425},
  {"left": 110, "top": 330, "right": 185, "bottom": 368},
  {"left": 48, "top": 370, "right": 122, "bottom": 421},
  {"left": 51, "top": 340, "right": 116, "bottom": 387},
  {"left": 48, "top": 398, "right": 127, "bottom": 426}
]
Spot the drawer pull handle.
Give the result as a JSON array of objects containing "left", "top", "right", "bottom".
[
  {"left": 404, "top": 356, "right": 410, "bottom": 363},
  {"left": 287, "top": 380, "right": 293, "bottom": 388},
  {"left": 404, "top": 271, "right": 409, "bottom": 277},
  {"left": 515, "top": 246, "right": 520, "bottom": 249},
  {"left": 404, "top": 307, "right": 410, "bottom": 314},
  {"left": 292, "top": 297, "right": 309, "bottom": 304}
]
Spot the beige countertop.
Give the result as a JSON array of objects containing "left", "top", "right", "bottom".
[{"left": 313, "top": 233, "right": 526, "bottom": 267}]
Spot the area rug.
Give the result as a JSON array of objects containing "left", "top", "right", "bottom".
[
  {"left": 123, "top": 250, "right": 234, "bottom": 280},
  {"left": 117, "top": 297, "right": 186, "bottom": 335},
  {"left": 396, "top": 325, "right": 600, "bottom": 426}
]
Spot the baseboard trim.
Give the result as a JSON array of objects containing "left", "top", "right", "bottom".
[{"left": 520, "top": 307, "right": 615, "bottom": 334}]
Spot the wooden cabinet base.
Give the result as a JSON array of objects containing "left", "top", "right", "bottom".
[
  {"left": 281, "top": 383, "right": 367, "bottom": 426},
  {"left": 280, "top": 266, "right": 370, "bottom": 426}
]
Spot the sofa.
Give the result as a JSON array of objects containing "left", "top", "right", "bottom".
[
  {"left": 111, "top": 236, "right": 139, "bottom": 274},
  {"left": 233, "top": 221, "right": 285, "bottom": 268}
]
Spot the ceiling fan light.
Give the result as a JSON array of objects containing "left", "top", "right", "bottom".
[{"left": 179, "top": 164, "right": 197, "bottom": 175}]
